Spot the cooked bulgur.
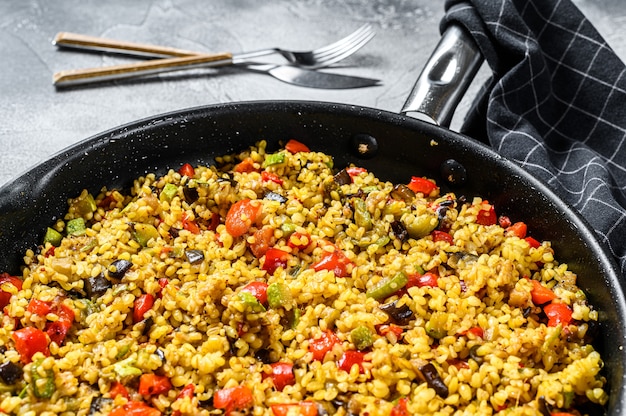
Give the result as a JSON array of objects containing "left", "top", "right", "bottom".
[{"left": 0, "top": 139, "right": 607, "bottom": 416}]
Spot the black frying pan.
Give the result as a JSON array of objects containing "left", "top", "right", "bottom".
[{"left": 0, "top": 27, "right": 624, "bottom": 414}]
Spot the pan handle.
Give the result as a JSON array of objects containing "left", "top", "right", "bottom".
[{"left": 401, "top": 25, "right": 483, "bottom": 127}]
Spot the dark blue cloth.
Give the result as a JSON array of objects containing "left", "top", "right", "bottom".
[{"left": 442, "top": 0, "right": 626, "bottom": 277}]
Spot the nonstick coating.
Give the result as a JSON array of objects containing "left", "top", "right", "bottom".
[{"left": 0, "top": 101, "right": 624, "bottom": 412}]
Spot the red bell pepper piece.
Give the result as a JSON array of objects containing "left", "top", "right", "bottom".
[
  {"left": 0, "top": 273, "right": 22, "bottom": 310},
  {"left": 309, "top": 330, "right": 340, "bottom": 361},
  {"left": 544, "top": 303, "right": 573, "bottom": 327},
  {"left": 311, "top": 250, "right": 353, "bottom": 278},
  {"left": 271, "top": 402, "right": 318, "bottom": 416},
  {"left": 138, "top": 374, "right": 172, "bottom": 396},
  {"left": 285, "top": 139, "right": 310, "bottom": 154},
  {"left": 506, "top": 222, "right": 527, "bottom": 238},
  {"left": 525, "top": 236, "right": 541, "bottom": 248},
  {"left": 234, "top": 157, "right": 257, "bottom": 173},
  {"left": 109, "top": 381, "right": 129, "bottom": 399},
  {"left": 12, "top": 327, "right": 49, "bottom": 364},
  {"left": 431, "top": 230, "right": 453, "bottom": 244},
  {"left": 407, "top": 176, "right": 438, "bottom": 195},
  {"left": 225, "top": 199, "right": 261, "bottom": 237},
  {"left": 181, "top": 213, "right": 200, "bottom": 234},
  {"left": 462, "top": 327, "right": 484, "bottom": 338},
  {"left": 133, "top": 293, "right": 155, "bottom": 323},
  {"left": 377, "top": 324, "right": 404, "bottom": 338},
  {"left": 287, "top": 232, "right": 312, "bottom": 250},
  {"left": 529, "top": 280, "right": 556, "bottom": 305},
  {"left": 261, "top": 171, "right": 284, "bottom": 185},
  {"left": 241, "top": 281, "right": 269, "bottom": 306},
  {"left": 262, "top": 248, "right": 290, "bottom": 275},
  {"left": 338, "top": 350, "right": 366, "bottom": 373},
  {"left": 250, "top": 227, "right": 275, "bottom": 258},
  {"left": 266, "top": 362, "right": 295, "bottom": 391},
  {"left": 109, "top": 400, "right": 161, "bottom": 416},
  {"left": 46, "top": 304, "right": 75, "bottom": 345},
  {"left": 213, "top": 385, "right": 254, "bottom": 413},
  {"left": 475, "top": 202, "right": 497, "bottom": 226},
  {"left": 407, "top": 271, "right": 438, "bottom": 289},
  {"left": 390, "top": 397, "right": 409, "bottom": 416},
  {"left": 27, "top": 299, "right": 52, "bottom": 316},
  {"left": 178, "top": 163, "right": 195, "bottom": 178}
]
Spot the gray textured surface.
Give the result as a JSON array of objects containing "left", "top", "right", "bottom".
[{"left": 1, "top": 0, "right": 624, "bottom": 187}]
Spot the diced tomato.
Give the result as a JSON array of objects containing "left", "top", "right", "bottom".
[
  {"left": 213, "top": 385, "right": 254, "bottom": 413},
  {"left": 138, "top": 374, "right": 172, "bottom": 396},
  {"left": 309, "top": 330, "right": 340, "bottom": 361},
  {"left": 377, "top": 324, "right": 404, "bottom": 338},
  {"left": 241, "top": 281, "right": 269, "bottom": 306},
  {"left": 177, "top": 383, "right": 194, "bottom": 399},
  {"left": 287, "top": 232, "right": 312, "bottom": 250},
  {"left": 181, "top": 213, "right": 200, "bottom": 235},
  {"left": 234, "top": 157, "right": 258, "bottom": 173},
  {"left": 133, "top": 293, "right": 155, "bottom": 323},
  {"left": 407, "top": 176, "right": 438, "bottom": 195},
  {"left": 311, "top": 250, "right": 353, "bottom": 278},
  {"left": 46, "top": 304, "right": 75, "bottom": 345},
  {"left": 498, "top": 215, "right": 512, "bottom": 228},
  {"left": 12, "top": 327, "right": 49, "bottom": 364},
  {"left": 261, "top": 171, "right": 284, "bottom": 185},
  {"left": 544, "top": 303, "right": 573, "bottom": 327},
  {"left": 338, "top": 350, "right": 366, "bottom": 373},
  {"left": 285, "top": 139, "right": 310, "bottom": 154},
  {"left": 506, "top": 222, "right": 527, "bottom": 239},
  {"left": 250, "top": 227, "right": 275, "bottom": 257},
  {"left": 462, "top": 327, "right": 484, "bottom": 338},
  {"left": 266, "top": 362, "right": 295, "bottom": 391},
  {"left": 207, "top": 212, "right": 221, "bottom": 231},
  {"left": 407, "top": 272, "right": 438, "bottom": 288},
  {"left": 262, "top": 248, "right": 290, "bottom": 275},
  {"left": 109, "top": 381, "right": 129, "bottom": 399},
  {"left": 271, "top": 402, "right": 318, "bottom": 416},
  {"left": 225, "top": 199, "right": 261, "bottom": 237},
  {"left": 390, "top": 397, "right": 409, "bottom": 416},
  {"left": 178, "top": 163, "right": 195, "bottom": 178},
  {"left": 0, "top": 273, "right": 22, "bottom": 310},
  {"left": 525, "top": 236, "right": 541, "bottom": 248},
  {"left": 475, "top": 202, "right": 497, "bottom": 226},
  {"left": 109, "top": 400, "right": 161, "bottom": 416},
  {"left": 529, "top": 280, "right": 556, "bottom": 305},
  {"left": 346, "top": 167, "right": 367, "bottom": 177},
  {"left": 27, "top": 299, "right": 52, "bottom": 316},
  {"left": 431, "top": 230, "right": 453, "bottom": 244}
]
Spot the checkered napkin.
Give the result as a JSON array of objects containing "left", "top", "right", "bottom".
[{"left": 442, "top": 0, "right": 626, "bottom": 277}]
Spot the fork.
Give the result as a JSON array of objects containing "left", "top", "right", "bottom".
[{"left": 53, "top": 24, "right": 375, "bottom": 69}]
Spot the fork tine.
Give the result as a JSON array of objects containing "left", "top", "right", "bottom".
[
  {"left": 311, "top": 28, "right": 374, "bottom": 61},
  {"left": 309, "top": 30, "right": 375, "bottom": 67},
  {"left": 309, "top": 24, "right": 374, "bottom": 55}
]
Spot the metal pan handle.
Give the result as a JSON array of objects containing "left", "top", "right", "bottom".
[{"left": 401, "top": 25, "right": 483, "bottom": 127}]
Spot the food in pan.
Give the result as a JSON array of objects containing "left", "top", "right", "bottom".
[{"left": 0, "top": 139, "right": 607, "bottom": 415}]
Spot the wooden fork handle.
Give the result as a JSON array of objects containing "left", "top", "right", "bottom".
[
  {"left": 53, "top": 53, "right": 234, "bottom": 87},
  {"left": 53, "top": 32, "right": 200, "bottom": 58}
]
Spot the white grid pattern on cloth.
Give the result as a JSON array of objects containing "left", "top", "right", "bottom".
[{"left": 443, "top": 0, "right": 626, "bottom": 277}]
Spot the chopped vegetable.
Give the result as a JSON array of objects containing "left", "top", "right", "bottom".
[
  {"left": 526, "top": 236, "right": 541, "bottom": 248},
  {"left": 425, "top": 311, "right": 448, "bottom": 339},
  {"left": 402, "top": 212, "right": 438, "bottom": 239},
  {"left": 0, "top": 273, "right": 22, "bottom": 309},
  {"left": 419, "top": 362, "right": 448, "bottom": 398},
  {"left": 109, "top": 400, "right": 161, "bottom": 416},
  {"left": 284, "top": 139, "right": 310, "bottom": 153},
  {"left": 262, "top": 171, "right": 284, "bottom": 185},
  {"left": 112, "top": 355, "right": 141, "bottom": 378},
  {"left": 241, "top": 281, "right": 269, "bottom": 306},
  {"left": 70, "top": 192, "right": 97, "bottom": 216},
  {"left": 178, "top": 163, "right": 195, "bottom": 177},
  {"left": 506, "top": 221, "right": 527, "bottom": 238},
  {"left": 271, "top": 402, "right": 318, "bottom": 416},
  {"left": 407, "top": 271, "right": 438, "bottom": 289},
  {"left": 379, "top": 300, "right": 414, "bottom": 325},
  {"left": 182, "top": 186, "right": 199, "bottom": 203},
  {"left": 133, "top": 294, "right": 154, "bottom": 323},
  {"left": 66, "top": 217, "right": 86, "bottom": 236},
  {"left": 181, "top": 213, "right": 200, "bottom": 234},
  {"left": 138, "top": 373, "right": 172, "bottom": 396},
  {"left": 43, "top": 227, "right": 63, "bottom": 247},
  {"left": 390, "top": 397, "right": 409, "bottom": 416},
  {"left": 250, "top": 227, "right": 275, "bottom": 257},
  {"left": 431, "top": 230, "right": 453, "bottom": 244},
  {"left": 225, "top": 199, "right": 261, "bottom": 237},
  {"left": 530, "top": 280, "right": 557, "bottom": 305},
  {"left": 350, "top": 326, "right": 374, "bottom": 350},
  {"left": 159, "top": 183, "right": 178, "bottom": 202},
  {"left": 213, "top": 385, "right": 254, "bottom": 413},
  {"left": 267, "top": 282, "right": 293, "bottom": 309},
  {"left": 267, "top": 362, "right": 295, "bottom": 391},
  {"left": 0, "top": 361, "right": 23, "bottom": 385},
  {"left": 262, "top": 248, "right": 290, "bottom": 275},
  {"left": 264, "top": 152, "right": 285, "bottom": 167},
  {"left": 132, "top": 223, "right": 159, "bottom": 247},
  {"left": 46, "top": 303, "right": 75, "bottom": 345},
  {"left": 366, "top": 272, "right": 409, "bottom": 300},
  {"left": 309, "top": 330, "right": 340, "bottom": 361},
  {"left": 353, "top": 198, "right": 372, "bottom": 230},
  {"left": 338, "top": 350, "right": 367, "bottom": 373},
  {"left": 407, "top": 176, "right": 438, "bottom": 195},
  {"left": 234, "top": 157, "right": 257, "bottom": 173},
  {"left": 184, "top": 249, "right": 204, "bottom": 264},
  {"left": 107, "top": 259, "right": 133, "bottom": 280},
  {"left": 109, "top": 381, "right": 129, "bottom": 399},
  {"left": 311, "top": 250, "right": 353, "bottom": 278},
  {"left": 544, "top": 303, "right": 573, "bottom": 327},
  {"left": 475, "top": 202, "right": 497, "bottom": 226},
  {"left": 30, "top": 358, "right": 55, "bottom": 399},
  {"left": 12, "top": 327, "right": 49, "bottom": 364},
  {"left": 264, "top": 191, "right": 288, "bottom": 203},
  {"left": 238, "top": 291, "right": 266, "bottom": 313}
]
